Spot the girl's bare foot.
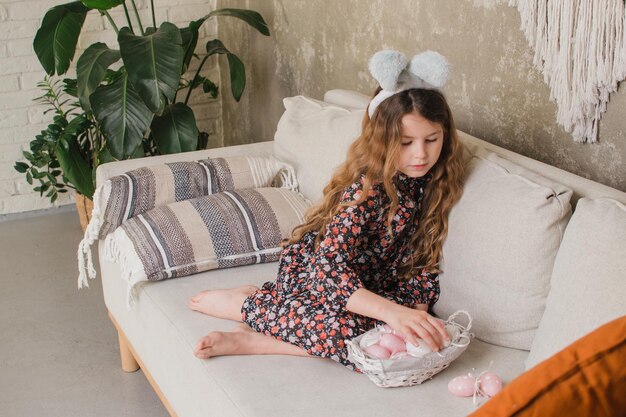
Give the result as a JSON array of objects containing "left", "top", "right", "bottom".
[
  {"left": 194, "top": 332, "right": 247, "bottom": 358},
  {"left": 194, "top": 330, "right": 313, "bottom": 359},
  {"left": 188, "top": 285, "right": 259, "bottom": 321}
]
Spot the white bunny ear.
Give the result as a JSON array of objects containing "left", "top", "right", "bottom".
[
  {"left": 368, "top": 50, "right": 408, "bottom": 91},
  {"left": 408, "top": 51, "right": 450, "bottom": 88}
]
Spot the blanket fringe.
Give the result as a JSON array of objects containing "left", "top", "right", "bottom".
[
  {"left": 104, "top": 227, "right": 147, "bottom": 309},
  {"left": 271, "top": 157, "right": 300, "bottom": 192},
  {"left": 77, "top": 183, "right": 108, "bottom": 289},
  {"left": 509, "top": 0, "right": 626, "bottom": 143}
]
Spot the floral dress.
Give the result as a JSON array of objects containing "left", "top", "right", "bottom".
[{"left": 241, "top": 172, "right": 440, "bottom": 370}]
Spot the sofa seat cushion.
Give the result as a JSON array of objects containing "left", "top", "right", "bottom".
[
  {"left": 433, "top": 152, "right": 572, "bottom": 350},
  {"left": 274, "top": 95, "right": 364, "bottom": 203},
  {"left": 526, "top": 198, "right": 626, "bottom": 368},
  {"left": 103, "top": 188, "right": 310, "bottom": 306},
  {"left": 100, "top": 249, "right": 529, "bottom": 417}
]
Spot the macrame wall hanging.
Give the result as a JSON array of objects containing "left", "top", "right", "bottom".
[{"left": 509, "top": 0, "right": 626, "bottom": 143}]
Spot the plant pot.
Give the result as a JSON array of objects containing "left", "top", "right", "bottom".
[{"left": 75, "top": 193, "right": 94, "bottom": 233}]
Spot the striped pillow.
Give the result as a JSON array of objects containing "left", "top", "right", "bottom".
[
  {"left": 77, "top": 155, "right": 299, "bottom": 291},
  {"left": 103, "top": 187, "right": 310, "bottom": 306},
  {"left": 97, "top": 155, "right": 298, "bottom": 238}
]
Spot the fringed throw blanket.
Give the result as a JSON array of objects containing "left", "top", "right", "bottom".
[
  {"left": 510, "top": 0, "right": 626, "bottom": 142},
  {"left": 77, "top": 155, "right": 300, "bottom": 290},
  {"left": 105, "top": 187, "right": 310, "bottom": 308}
]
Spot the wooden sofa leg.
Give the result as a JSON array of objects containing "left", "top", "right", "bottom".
[{"left": 117, "top": 331, "right": 140, "bottom": 372}]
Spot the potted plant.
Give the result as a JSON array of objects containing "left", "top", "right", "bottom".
[
  {"left": 14, "top": 0, "right": 269, "bottom": 229},
  {"left": 14, "top": 76, "right": 103, "bottom": 229}
]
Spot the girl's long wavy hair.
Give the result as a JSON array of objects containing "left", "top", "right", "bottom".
[{"left": 287, "top": 88, "right": 465, "bottom": 275}]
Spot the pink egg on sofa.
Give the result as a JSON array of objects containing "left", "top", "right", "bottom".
[
  {"left": 378, "top": 333, "right": 407, "bottom": 355},
  {"left": 448, "top": 375, "right": 476, "bottom": 397},
  {"left": 479, "top": 372, "right": 503, "bottom": 397},
  {"left": 363, "top": 344, "right": 391, "bottom": 359}
]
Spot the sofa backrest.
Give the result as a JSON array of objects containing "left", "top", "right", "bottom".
[
  {"left": 323, "top": 89, "right": 626, "bottom": 206},
  {"left": 320, "top": 89, "right": 625, "bottom": 354}
]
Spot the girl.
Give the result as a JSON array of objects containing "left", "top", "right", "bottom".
[{"left": 188, "top": 54, "right": 465, "bottom": 370}]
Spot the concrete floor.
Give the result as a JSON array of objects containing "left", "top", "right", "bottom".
[{"left": 0, "top": 210, "right": 169, "bottom": 417}]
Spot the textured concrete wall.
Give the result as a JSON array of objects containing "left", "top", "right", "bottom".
[
  {"left": 0, "top": 0, "right": 221, "bottom": 215},
  {"left": 218, "top": 0, "right": 626, "bottom": 191}
]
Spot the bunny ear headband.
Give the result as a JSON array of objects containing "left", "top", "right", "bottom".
[{"left": 368, "top": 50, "right": 451, "bottom": 118}]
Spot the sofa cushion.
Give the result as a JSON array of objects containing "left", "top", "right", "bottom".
[
  {"left": 101, "top": 254, "right": 530, "bottom": 417},
  {"left": 274, "top": 95, "right": 364, "bottom": 203},
  {"left": 433, "top": 152, "right": 572, "bottom": 350},
  {"left": 526, "top": 198, "right": 626, "bottom": 368},
  {"left": 97, "top": 155, "right": 297, "bottom": 238},
  {"left": 104, "top": 187, "right": 310, "bottom": 306},
  {"left": 468, "top": 316, "right": 626, "bottom": 417}
]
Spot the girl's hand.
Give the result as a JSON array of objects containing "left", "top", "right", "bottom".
[{"left": 382, "top": 304, "right": 450, "bottom": 352}]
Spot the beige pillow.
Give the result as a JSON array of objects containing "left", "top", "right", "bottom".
[
  {"left": 433, "top": 152, "right": 573, "bottom": 350},
  {"left": 526, "top": 198, "right": 626, "bottom": 368},
  {"left": 274, "top": 95, "right": 364, "bottom": 203}
]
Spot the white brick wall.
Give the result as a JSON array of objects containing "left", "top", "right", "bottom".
[{"left": 0, "top": 0, "right": 221, "bottom": 216}]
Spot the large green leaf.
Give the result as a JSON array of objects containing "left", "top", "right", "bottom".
[
  {"left": 55, "top": 116, "right": 95, "bottom": 198},
  {"left": 56, "top": 138, "right": 94, "bottom": 198},
  {"left": 62, "top": 77, "right": 78, "bottom": 97},
  {"left": 80, "top": 0, "right": 123, "bottom": 10},
  {"left": 97, "top": 146, "right": 117, "bottom": 165},
  {"left": 91, "top": 71, "right": 153, "bottom": 159},
  {"left": 76, "top": 43, "right": 121, "bottom": 111},
  {"left": 205, "top": 40, "right": 245, "bottom": 101},
  {"left": 150, "top": 103, "right": 198, "bottom": 154},
  {"left": 180, "top": 19, "right": 202, "bottom": 73},
  {"left": 226, "top": 53, "right": 245, "bottom": 102},
  {"left": 33, "top": 2, "right": 89, "bottom": 75},
  {"left": 203, "top": 9, "right": 270, "bottom": 36},
  {"left": 119, "top": 22, "right": 184, "bottom": 114},
  {"left": 205, "top": 39, "right": 229, "bottom": 56}
]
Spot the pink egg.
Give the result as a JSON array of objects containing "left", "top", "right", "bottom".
[
  {"left": 382, "top": 324, "right": 394, "bottom": 333},
  {"left": 479, "top": 372, "right": 503, "bottom": 397},
  {"left": 448, "top": 375, "right": 476, "bottom": 397},
  {"left": 405, "top": 340, "right": 431, "bottom": 357},
  {"left": 363, "top": 344, "right": 391, "bottom": 359},
  {"left": 378, "top": 333, "right": 407, "bottom": 355}
]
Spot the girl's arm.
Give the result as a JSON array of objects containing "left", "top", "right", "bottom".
[{"left": 346, "top": 288, "right": 449, "bottom": 351}]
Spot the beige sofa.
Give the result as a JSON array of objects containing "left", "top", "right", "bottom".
[{"left": 95, "top": 90, "right": 626, "bottom": 417}]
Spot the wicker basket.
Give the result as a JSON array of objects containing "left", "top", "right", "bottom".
[{"left": 347, "top": 310, "right": 472, "bottom": 388}]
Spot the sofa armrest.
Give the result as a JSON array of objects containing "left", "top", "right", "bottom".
[{"left": 95, "top": 141, "right": 275, "bottom": 185}]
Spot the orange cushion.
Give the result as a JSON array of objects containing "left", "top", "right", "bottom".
[{"left": 469, "top": 316, "right": 626, "bottom": 417}]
